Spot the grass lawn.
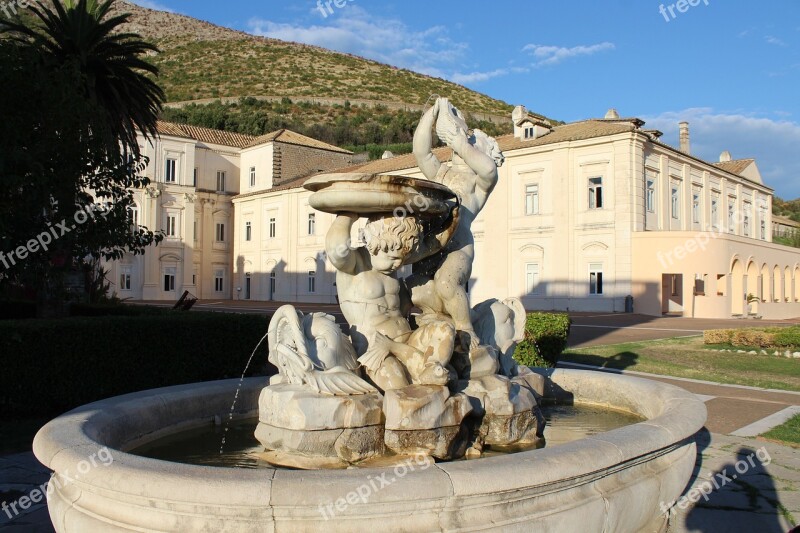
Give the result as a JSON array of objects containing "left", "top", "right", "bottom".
[
  {"left": 561, "top": 336, "right": 800, "bottom": 392},
  {"left": 760, "top": 414, "right": 800, "bottom": 447}
]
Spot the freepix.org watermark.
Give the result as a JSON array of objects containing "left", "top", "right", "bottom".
[
  {"left": 659, "top": 0, "right": 709, "bottom": 22},
  {"left": 317, "top": 454, "right": 433, "bottom": 520},
  {"left": 315, "top": 0, "right": 355, "bottom": 18},
  {"left": 0, "top": 0, "right": 31, "bottom": 19},
  {"left": 1, "top": 447, "right": 114, "bottom": 522},
  {"left": 0, "top": 203, "right": 112, "bottom": 272},
  {"left": 659, "top": 446, "right": 772, "bottom": 515}
]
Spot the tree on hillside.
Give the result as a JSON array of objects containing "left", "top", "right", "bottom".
[{"left": 0, "top": 0, "right": 165, "bottom": 311}]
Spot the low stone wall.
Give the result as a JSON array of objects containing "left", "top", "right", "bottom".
[{"left": 33, "top": 370, "right": 706, "bottom": 532}]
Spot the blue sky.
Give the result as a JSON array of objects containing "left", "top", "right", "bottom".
[{"left": 132, "top": 0, "right": 800, "bottom": 198}]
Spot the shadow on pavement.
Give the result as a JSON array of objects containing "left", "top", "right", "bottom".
[{"left": 683, "top": 438, "right": 789, "bottom": 532}]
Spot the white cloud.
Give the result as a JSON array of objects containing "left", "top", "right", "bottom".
[
  {"left": 642, "top": 108, "right": 800, "bottom": 198},
  {"left": 452, "top": 67, "right": 530, "bottom": 85},
  {"left": 125, "top": 0, "right": 174, "bottom": 13},
  {"left": 247, "top": 7, "right": 467, "bottom": 80},
  {"left": 765, "top": 35, "right": 787, "bottom": 47},
  {"left": 522, "top": 42, "right": 615, "bottom": 67}
]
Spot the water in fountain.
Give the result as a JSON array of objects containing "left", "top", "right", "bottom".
[{"left": 219, "top": 331, "right": 269, "bottom": 455}]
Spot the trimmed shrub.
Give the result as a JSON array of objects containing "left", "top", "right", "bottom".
[
  {"left": 704, "top": 329, "right": 733, "bottom": 345},
  {"left": 773, "top": 328, "right": 800, "bottom": 348},
  {"left": 0, "top": 312, "right": 273, "bottom": 417},
  {"left": 730, "top": 329, "right": 775, "bottom": 348},
  {"left": 513, "top": 312, "right": 571, "bottom": 368}
]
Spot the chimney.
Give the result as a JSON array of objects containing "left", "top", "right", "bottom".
[
  {"left": 605, "top": 108, "right": 620, "bottom": 120},
  {"left": 719, "top": 150, "right": 732, "bottom": 162},
  {"left": 679, "top": 121, "right": 690, "bottom": 154}
]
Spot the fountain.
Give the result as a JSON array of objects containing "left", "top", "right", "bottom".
[{"left": 33, "top": 98, "right": 706, "bottom": 532}]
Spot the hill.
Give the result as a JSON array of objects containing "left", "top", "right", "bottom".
[{"left": 109, "top": 1, "right": 514, "bottom": 116}]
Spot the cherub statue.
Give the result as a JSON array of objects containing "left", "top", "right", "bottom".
[
  {"left": 326, "top": 212, "right": 458, "bottom": 391},
  {"left": 409, "top": 97, "right": 505, "bottom": 350}
]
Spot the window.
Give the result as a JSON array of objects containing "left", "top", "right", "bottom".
[
  {"left": 129, "top": 205, "right": 139, "bottom": 234},
  {"left": 119, "top": 267, "right": 132, "bottom": 291},
  {"left": 269, "top": 272, "right": 276, "bottom": 297},
  {"left": 671, "top": 184, "right": 680, "bottom": 219},
  {"left": 692, "top": 192, "right": 701, "bottom": 224},
  {"left": 524, "top": 126, "right": 535, "bottom": 139},
  {"left": 308, "top": 271, "right": 316, "bottom": 293},
  {"left": 215, "top": 223, "right": 225, "bottom": 242},
  {"left": 165, "top": 158, "right": 176, "bottom": 183},
  {"left": 269, "top": 217, "right": 276, "bottom": 238},
  {"left": 165, "top": 215, "right": 177, "bottom": 237},
  {"left": 193, "top": 221, "right": 197, "bottom": 242},
  {"left": 249, "top": 167, "right": 256, "bottom": 188},
  {"left": 216, "top": 171, "right": 226, "bottom": 192},
  {"left": 193, "top": 168, "right": 198, "bottom": 187},
  {"left": 525, "top": 263, "right": 540, "bottom": 293},
  {"left": 245, "top": 221, "right": 252, "bottom": 241},
  {"left": 588, "top": 177, "right": 603, "bottom": 209},
  {"left": 308, "top": 213, "right": 316, "bottom": 235},
  {"left": 525, "top": 184, "right": 539, "bottom": 215},
  {"left": 760, "top": 220, "right": 766, "bottom": 240},
  {"left": 728, "top": 200, "right": 735, "bottom": 233},
  {"left": 163, "top": 268, "right": 176, "bottom": 292},
  {"left": 589, "top": 263, "right": 603, "bottom": 295},
  {"left": 646, "top": 180, "right": 655, "bottom": 212},
  {"left": 694, "top": 274, "right": 705, "bottom": 296},
  {"left": 214, "top": 270, "right": 224, "bottom": 292},
  {"left": 743, "top": 203, "right": 751, "bottom": 236},
  {"left": 711, "top": 196, "right": 719, "bottom": 228}
]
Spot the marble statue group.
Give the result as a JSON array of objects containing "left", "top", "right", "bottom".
[{"left": 256, "top": 98, "right": 546, "bottom": 468}]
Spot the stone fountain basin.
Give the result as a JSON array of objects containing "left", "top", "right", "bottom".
[{"left": 33, "top": 369, "right": 706, "bottom": 532}]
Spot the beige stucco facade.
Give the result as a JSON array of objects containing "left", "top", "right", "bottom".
[{"left": 111, "top": 111, "right": 799, "bottom": 319}]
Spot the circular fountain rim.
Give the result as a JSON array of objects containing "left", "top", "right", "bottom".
[{"left": 33, "top": 369, "right": 707, "bottom": 531}]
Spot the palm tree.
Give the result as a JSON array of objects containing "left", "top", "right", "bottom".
[{"left": 2, "top": 0, "right": 164, "bottom": 153}]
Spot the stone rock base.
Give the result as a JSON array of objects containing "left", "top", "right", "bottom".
[
  {"left": 258, "top": 384, "right": 383, "bottom": 431},
  {"left": 256, "top": 384, "right": 385, "bottom": 466},
  {"left": 255, "top": 423, "right": 385, "bottom": 467},
  {"left": 384, "top": 424, "right": 470, "bottom": 460},
  {"left": 458, "top": 374, "right": 545, "bottom": 447},
  {"left": 383, "top": 385, "right": 473, "bottom": 459}
]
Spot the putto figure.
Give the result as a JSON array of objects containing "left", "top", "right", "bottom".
[
  {"left": 326, "top": 212, "right": 458, "bottom": 391},
  {"left": 410, "top": 97, "right": 505, "bottom": 350}
]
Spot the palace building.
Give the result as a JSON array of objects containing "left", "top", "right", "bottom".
[{"left": 110, "top": 108, "right": 800, "bottom": 319}]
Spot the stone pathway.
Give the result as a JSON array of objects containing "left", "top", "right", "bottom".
[
  {"left": 0, "top": 453, "right": 53, "bottom": 532},
  {"left": 668, "top": 431, "right": 799, "bottom": 532}
]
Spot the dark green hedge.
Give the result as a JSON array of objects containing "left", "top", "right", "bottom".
[
  {"left": 0, "top": 300, "right": 37, "bottom": 320},
  {"left": 513, "top": 312, "right": 571, "bottom": 368},
  {"left": 0, "top": 312, "right": 272, "bottom": 417},
  {"left": 69, "top": 303, "right": 169, "bottom": 317}
]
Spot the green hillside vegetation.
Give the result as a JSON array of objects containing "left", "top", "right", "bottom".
[
  {"left": 773, "top": 197, "right": 800, "bottom": 222},
  {"left": 5, "top": 2, "right": 515, "bottom": 115},
  {"left": 161, "top": 98, "right": 513, "bottom": 159},
  {"left": 151, "top": 36, "right": 513, "bottom": 116}
]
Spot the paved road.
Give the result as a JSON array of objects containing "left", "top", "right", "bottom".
[{"left": 567, "top": 311, "right": 800, "bottom": 348}]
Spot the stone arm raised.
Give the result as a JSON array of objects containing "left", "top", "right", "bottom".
[
  {"left": 446, "top": 129, "right": 499, "bottom": 196},
  {"left": 325, "top": 213, "right": 360, "bottom": 275},
  {"left": 413, "top": 101, "right": 442, "bottom": 181}
]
